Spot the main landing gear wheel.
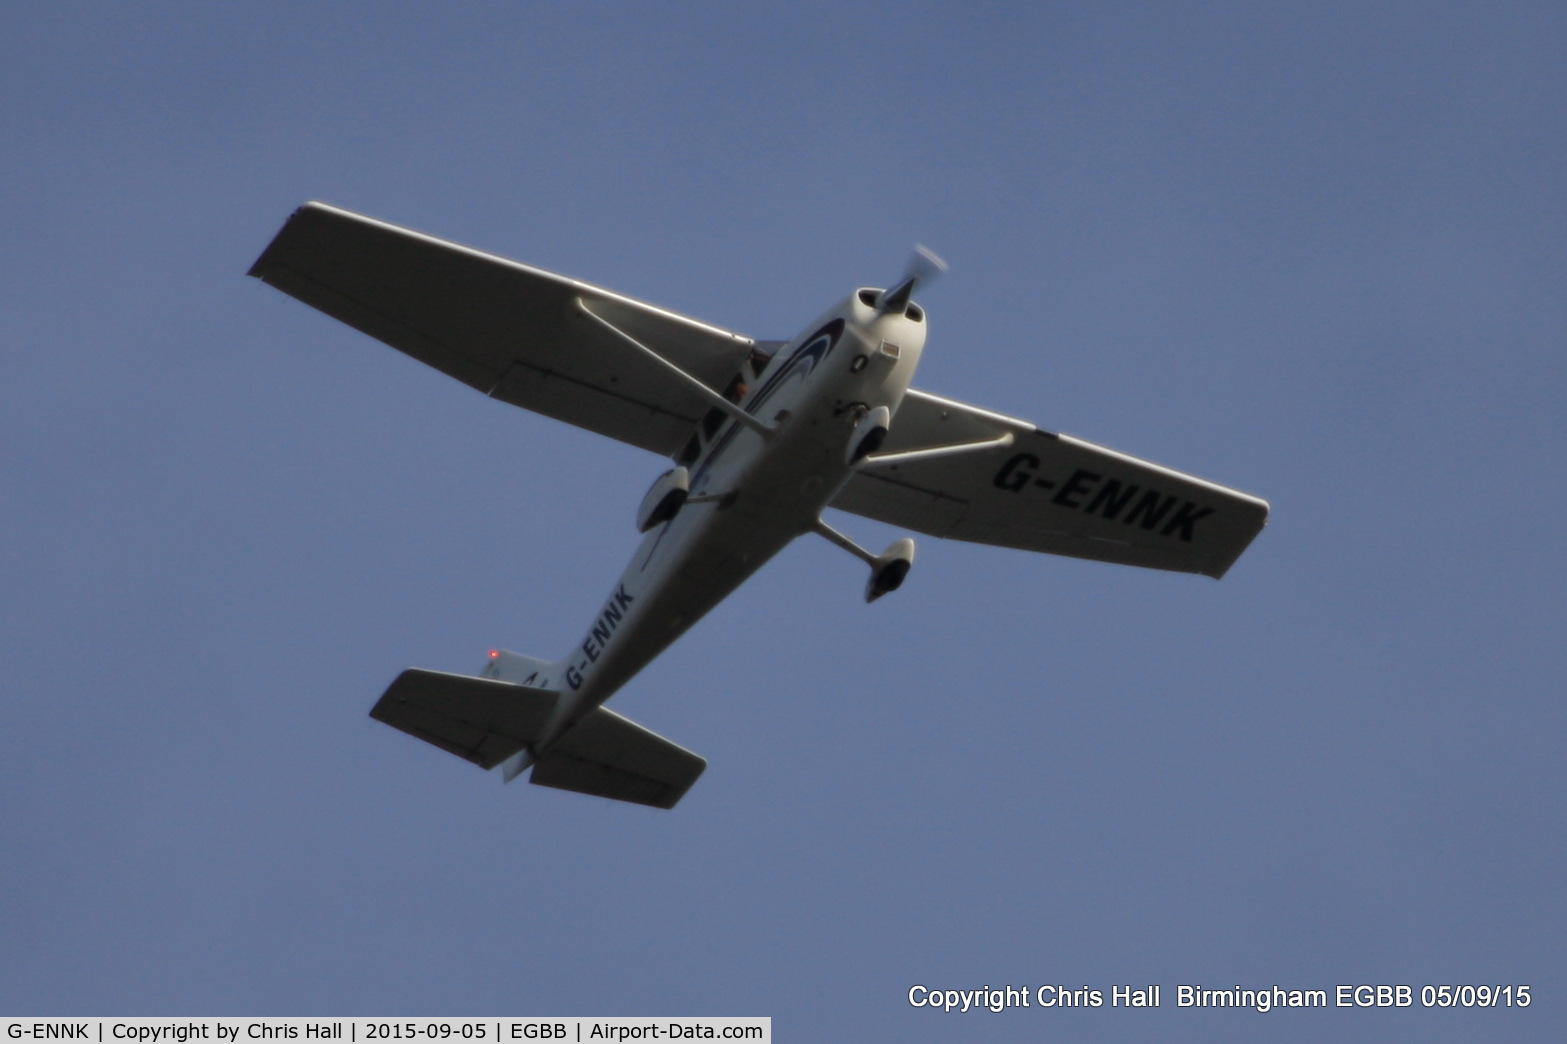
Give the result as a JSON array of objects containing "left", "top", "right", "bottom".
[
  {"left": 809, "top": 518, "right": 916, "bottom": 603},
  {"left": 865, "top": 538, "right": 916, "bottom": 603},
  {"left": 636, "top": 466, "right": 690, "bottom": 532}
]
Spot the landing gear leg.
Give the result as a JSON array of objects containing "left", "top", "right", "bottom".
[{"left": 811, "top": 519, "right": 916, "bottom": 603}]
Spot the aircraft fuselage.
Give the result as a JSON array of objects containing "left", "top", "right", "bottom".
[{"left": 541, "top": 292, "right": 928, "bottom": 741}]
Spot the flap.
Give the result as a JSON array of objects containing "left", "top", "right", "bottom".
[
  {"left": 831, "top": 389, "right": 1269, "bottom": 579},
  {"left": 249, "top": 202, "right": 757, "bottom": 456}
]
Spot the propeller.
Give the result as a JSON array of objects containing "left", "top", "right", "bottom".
[{"left": 876, "top": 244, "right": 948, "bottom": 315}]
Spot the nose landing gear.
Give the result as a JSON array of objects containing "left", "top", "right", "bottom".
[{"left": 846, "top": 405, "right": 891, "bottom": 464}]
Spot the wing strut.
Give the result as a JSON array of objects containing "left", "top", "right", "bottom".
[
  {"left": 575, "top": 299, "right": 777, "bottom": 440},
  {"left": 863, "top": 431, "right": 1014, "bottom": 467}
]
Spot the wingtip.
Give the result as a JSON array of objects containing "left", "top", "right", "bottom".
[{"left": 247, "top": 202, "right": 334, "bottom": 279}]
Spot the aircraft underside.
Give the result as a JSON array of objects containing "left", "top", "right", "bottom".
[{"left": 250, "top": 203, "right": 1270, "bottom": 809}]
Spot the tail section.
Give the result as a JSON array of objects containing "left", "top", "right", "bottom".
[
  {"left": 532, "top": 705, "right": 706, "bottom": 809},
  {"left": 369, "top": 653, "right": 706, "bottom": 809},
  {"left": 371, "top": 667, "right": 554, "bottom": 770},
  {"left": 480, "top": 649, "right": 554, "bottom": 687}
]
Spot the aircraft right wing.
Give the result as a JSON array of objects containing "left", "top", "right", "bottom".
[
  {"left": 831, "top": 389, "right": 1269, "bottom": 579},
  {"left": 249, "top": 202, "right": 758, "bottom": 456}
]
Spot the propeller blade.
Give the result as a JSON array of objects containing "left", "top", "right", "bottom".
[
  {"left": 908, "top": 243, "right": 948, "bottom": 284},
  {"left": 878, "top": 244, "right": 948, "bottom": 315}
]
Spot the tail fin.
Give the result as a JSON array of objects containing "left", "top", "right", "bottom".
[
  {"left": 480, "top": 649, "right": 554, "bottom": 687},
  {"left": 370, "top": 664, "right": 706, "bottom": 809}
]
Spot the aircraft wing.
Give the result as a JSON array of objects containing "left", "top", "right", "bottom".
[
  {"left": 249, "top": 202, "right": 756, "bottom": 456},
  {"left": 831, "top": 389, "right": 1269, "bottom": 578}
]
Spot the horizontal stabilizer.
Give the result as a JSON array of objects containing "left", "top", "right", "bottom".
[
  {"left": 370, "top": 668, "right": 555, "bottom": 770},
  {"left": 533, "top": 708, "right": 706, "bottom": 809},
  {"left": 370, "top": 668, "right": 705, "bottom": 808}
]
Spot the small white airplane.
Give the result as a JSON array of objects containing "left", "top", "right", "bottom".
[{"left": 250, "top": 203, "right": 1268, "bottom": 809}]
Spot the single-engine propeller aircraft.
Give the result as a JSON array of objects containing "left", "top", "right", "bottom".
[{"left": 250, "top": 203, "right": 1268, "bottom": 809}]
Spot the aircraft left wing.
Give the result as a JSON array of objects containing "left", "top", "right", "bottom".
[
  {"left": 831, "top": 389, "right": 1269, "bottom": 579},
  {"left": 249, "top": 202, "right": 756, "bottom": 456}
]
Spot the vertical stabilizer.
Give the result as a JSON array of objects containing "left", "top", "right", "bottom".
[{"left": 481, "top": 649, "right": 556, "bottom": 688}]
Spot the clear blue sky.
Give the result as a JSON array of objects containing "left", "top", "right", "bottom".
[{"left": 2, "top": 3, "right": 1562, "bottom": 1041}]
